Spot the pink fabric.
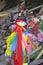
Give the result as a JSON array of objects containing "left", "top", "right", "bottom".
[
  {"left": 37, "top": 32, "right": 43, "bottom": 42},
  {"left": 26, "top": 33, "right": 37, "bottom": 48},
  {"left": 22, "top": 36, "right": 32, "bottom": 53},
  {"left": 27, "top": 33, "right": 33, "bottom": 41}
]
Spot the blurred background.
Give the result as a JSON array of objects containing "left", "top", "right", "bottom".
[{"left": 0, "top": 0, "right": 43, "bottom": 65}]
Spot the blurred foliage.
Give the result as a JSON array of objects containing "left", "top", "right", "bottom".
[
  {"left": 0, "top": 0, "right": 43, "bottom": 11},
  {"left": 25, "top": 0, "right": 43, "bottom": 9}
]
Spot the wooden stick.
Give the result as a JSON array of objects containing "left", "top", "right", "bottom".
[
  {"left": 35, "top": 49, "right": 43, "bottom": 60},
  {"left": 28, "top": 53, "right": 31, "bottom": 64},
  {"left": 22, "top": 26, "right": 26, "bottom": 31},
  {"left": 29, "top": 59, "right": 43, "bottom": 65},
  {"left": 31, "top": 45, "right": 42, "bottom": 55}
]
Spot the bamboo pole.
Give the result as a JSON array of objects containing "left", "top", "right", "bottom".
[
  {"left": 31, "top": 46, "right": 42, "bottom": 55},
  {"left": 35, "top": 49, "right": 43, "bottom": 60}
]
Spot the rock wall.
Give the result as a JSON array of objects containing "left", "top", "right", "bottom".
[{"left": 0, "top": 13, "right": 12, "bottom": 55}]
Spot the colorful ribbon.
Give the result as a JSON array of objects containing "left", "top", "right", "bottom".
[{"left": 14, "top": 26, "right": 23, "bottom": 65}]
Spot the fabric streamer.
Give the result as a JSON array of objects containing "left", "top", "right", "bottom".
[
  {"left": 22, "top": 45, "right": 26, "bottom": 58},
  {"left": 6, "top": 32, "right": 17, "bottom": 48},
  {"left": 27, "top": 34, "right": 37, "bottom": 49},
  {"left": 10, "top": 33, "right": 18, "bottom": 52},
  {"left": 5, "top": 15, "right": 28, "bottom": 65},
  {"left": 5, "top": 32, "right": 17, "bottom": 56},
  {"left": 14, "top": 27, "right": 23, "bottom": 65},
  {"left": 22, "top": 35, "right": 32, "bottom": 53},
  {"left": 5, "top": 49, "right": 13, "bottom": 56},
  {"left": 37, "top": 31, "right": 43, "bottom": 42}
]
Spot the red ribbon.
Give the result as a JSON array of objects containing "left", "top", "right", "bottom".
[
  {"left": 14, "top": 25, "right": 23, "bottom": 65},
  {"left": 16, "top": 20, "right": 26, "bottom": 22}
]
